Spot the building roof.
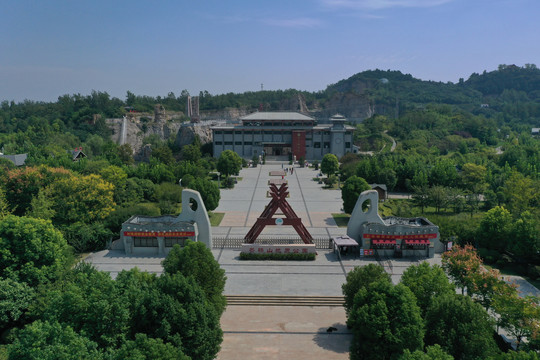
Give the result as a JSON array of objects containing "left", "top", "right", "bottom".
[
  {"left": 0, "top": 154, "right": 27, "bottom": 166},
  {"left": 240, "top": 112, "right": 314, "bottom": 121},
  {"left": 369, "top": 184, "right": 388, "bottom": 191}
]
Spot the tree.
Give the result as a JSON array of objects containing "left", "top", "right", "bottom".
[
  {"left": 478, "top": 206, "right": 512, "bottom": 251},
  {"left": 46, "top": 173, "right": 115, "bottom": 224},
  {"left": 26, "top": 190, "right": 55, "bottom": 220},
  {"left": 429, "top": 158, "right": 457, "bottom": 187},
  {"left": 117, "top": 143, "right": 134, "bottom": 165},
  {"left": 399, "top": 345, "right": 454, "bottom": 360},
  {"left": 493, "top": 294, "right": 540, "bottom": 350},
  {"left": 0, "top": 278, "right": 35, "bottom": 332},
  {"left": 188, "top": 178, "right": 220, "bottom": 211},
  {"left": 400, "top": 262, "right": 455, "bottom": 315},
  {"left": 36, "top": 263, "right": 130, "bottom": 348},
  {"left": 217, "top": 150, "right": 242, "bottom": 177},
  {"left": 468, "top": 267, "right": 516, "bottom": 311},
  {"left": 488, "top": 351, "right": 540, "bottom": 360},
  {"left": 511, "top": 211, "right": 540, "bottom": 258},
  {"left": 0, "top": 187, "right": 11, "bottom": 220},
  {"left": 412, "top": 185, "right": 430, "bottom": 214},
  {"left": 427, "top": 186, "right": 449, "bottom": 214},
  {"left": 349, "top": 280, "right": 424, "bottom": 360},
  {"left": 341, "top": 176, "right": 371, "bottom": 214},
  {"left": 425, "top": 294, "right": 497, "bottom": 360},
  {"left": 0, "top": 215, "right": 70, "bottom": 286},
  {"left": 503, "top": 172, "right": 536, "bottom": 216},
  {"left": 321, "top": 153, "right": 339, "bottom": 177},
  {"left": 110, "top": 333, "right": 189, "bottom": 360},
  {"left": 7, "top": 320, "right": 102, "bottom": 360},
  {"left": 181, "top": 143, "right": 202, "bottom": 163},
  {"left": 116, "top": 270, "right": 222, "bottom": 360},
  {"left": 162, "top": 241, "right": 227, "bottom": 315},
  {"left": 461, "top": 163, "right": 487, "bottom": 192},
  {"left": 342, "top": 264, "right": 391, "bottom": 316},
  {"left": 441, "top": 244, "right": 482, "bottom": 295}
]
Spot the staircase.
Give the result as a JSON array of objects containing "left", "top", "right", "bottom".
[{"left": 226, "top": 295, "right": 345, "bottom": 307}]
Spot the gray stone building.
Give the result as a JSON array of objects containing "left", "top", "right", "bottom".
[
  {"left": 347, "top": 190, "right": 444, "bottom": 258},
  {"left": 212, "top": 112, "right": 355, "bottom": 160},
  {"left": 117, "top": 189, "right": 212, "bottom": 255}
]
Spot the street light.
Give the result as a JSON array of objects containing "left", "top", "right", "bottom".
[{"left": 217, "top": 172, "right": 221, "bottom": 188}]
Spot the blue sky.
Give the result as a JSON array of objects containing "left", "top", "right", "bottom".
[{"left": 1, "top": 0, "right": 539, "bottom": 102}]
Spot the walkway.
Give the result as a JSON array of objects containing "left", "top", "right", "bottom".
[{"left": 214, "top": 163, "right": 347, "bottom": 241}]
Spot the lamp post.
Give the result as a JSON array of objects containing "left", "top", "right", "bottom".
[{"left": 217, "top": 172, "right": 221, "bottom": 188}]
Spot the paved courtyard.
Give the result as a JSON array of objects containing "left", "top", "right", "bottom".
[{"left": 213, "top": 163, "right": 347, "bottom": 239}]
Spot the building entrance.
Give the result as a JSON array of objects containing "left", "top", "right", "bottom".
[{"left": 264, "top": 144, "right": 291, "bottom": 156}]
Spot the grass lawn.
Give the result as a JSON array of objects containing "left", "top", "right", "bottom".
[
  {"left": 209, "top": 212, "right": 225, "bottom": 226},
  {"left": 332, "top": 213, "right": 350, "bottom": 227}
]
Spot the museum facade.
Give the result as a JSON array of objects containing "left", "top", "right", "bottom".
[{"left": 211, "top": 112, "right": 356, "bottom": 160}]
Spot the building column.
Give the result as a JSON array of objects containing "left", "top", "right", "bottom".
[{"left": 158, "top": 237, "right": 165, "bottom": 256}]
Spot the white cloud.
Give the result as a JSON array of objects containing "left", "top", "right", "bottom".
[
  {"left": 321, "top": 0, "right": 453, "bottom": 10},
  {"left": 262, "top": 17, "right": 323, "bottom": 28}
]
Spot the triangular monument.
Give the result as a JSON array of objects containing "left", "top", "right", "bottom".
[{"left": 244, "top": 183, "right": 313, "bottom": 244}]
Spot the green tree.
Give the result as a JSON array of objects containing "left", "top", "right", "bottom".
[
  {"left": 399, "top": 345, "right": 454, "bottom": 360},
  {"left": 321, "top": 153, "right": 339, "bottom": 177},
  {"left": 425, "top": 294, "right": 497, "bottom": 360},
  {"left": 342, "top": 264, "right": 391, "bottom": 315},
  {"left": 429, "top": 159, "right": 457, "bottom": 187},
  {"left": 46, "top": 173, "right": 115, "bottom": 224},
  {"left": 0, "top": 215, "right": 70, "bottom": 286},
  {"left": 36, "top": 263, "right": 130, "bottom": 348},
  {"left": 7, "top": 320, "right": 102, "bottom": 360},
  {"left": 400, "top": 262, "right": 455, "bottom": 315},
  {"left": 341, "top": 176, "right": 371, "bottom": 214},
  {"left": 188, "top": 178, "right": 220, "bottom": 211},
  {"left": 110, "top": 333, "right": 189, "bottom": 360},
  {"left": 503, "top": 171, "right": 536, "bottom": 215},
  {"left": 493, "top": 294, "right": 540, "bottom": 350},
  {"left": 181, "top": 143, "right": 202, "bottom": 163},
  {"left": 117, "top": 270, "right": 222, "bottom": 360},
  {"left": 162, "top": 241, "right": 227, "bottom": 315},
  {"left": 0, "top": 278, "right": 35, "bottom": 332},
  {"left": 0, "top": 187, "right": 11, "bottom": 220},
  {"left": 511, "top": 211, "right": 540, "bottom": 258},
  {"left": 26, "top": 190, "right": 55, "bottom": 220},
  {"left": 349, "top": 280, "right": 424, "bottom": 360},
  {"left": 488, "top": 351, "right": 540, "bottom": 360},
  {"left": 478, "top": 206, "right": 512, "bottom": 251},
  {"left": 217, "top": 150, "right": 242, "bottom": 177},
  {"left": 427, "top": 186, "right": 449, "bottom": 214}
]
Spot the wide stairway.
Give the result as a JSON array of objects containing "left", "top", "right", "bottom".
[{"left": 226, "top": 295, "right": 345, "bottom": 307}]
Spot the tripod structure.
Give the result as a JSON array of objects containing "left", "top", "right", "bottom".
[{"left": 244, "top": 183, "right": 313, "bottom": 244}]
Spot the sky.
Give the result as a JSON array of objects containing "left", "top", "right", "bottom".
[{"left": 1, "top": 0, "right": 539, "bottom": 103}]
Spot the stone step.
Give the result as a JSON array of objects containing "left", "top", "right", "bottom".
[{"left": 226, "top": 295, "right": 345, "bottom": 307}]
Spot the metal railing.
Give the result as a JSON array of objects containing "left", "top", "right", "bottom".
[{"left": 212, "top": 235, "right": 333, "bottom": 249}]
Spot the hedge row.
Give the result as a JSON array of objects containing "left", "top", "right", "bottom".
[{"left": 239, "top": 252, "right": 316, "bottom": 261}]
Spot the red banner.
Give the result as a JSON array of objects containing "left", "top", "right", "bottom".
[
  {"left": 124, "top": 231, "right": 195, "bottom": 237},
  {"left": 363, "top": 233, "right": 437, "bottom": 240}
]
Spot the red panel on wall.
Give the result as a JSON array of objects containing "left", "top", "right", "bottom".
[{"left": 292, "top": 131, "right": 306, "bottom": 159}]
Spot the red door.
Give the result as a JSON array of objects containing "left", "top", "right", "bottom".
[{"left": 292, "top": 131, "right": 306, "bottom": 159}]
